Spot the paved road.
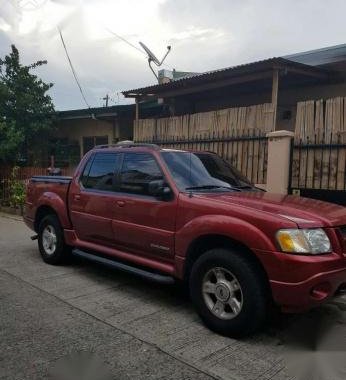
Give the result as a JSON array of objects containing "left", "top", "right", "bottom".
[{"left": 0, "top": 213, "right": 345, "bottom": 380}]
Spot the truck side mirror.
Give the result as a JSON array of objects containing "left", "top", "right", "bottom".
[
  {"left": 159, "top": 186, "right": 172, "bottom": 201},
  {"left": 148, "top": 180, "right": 172, "bottom": 201}
]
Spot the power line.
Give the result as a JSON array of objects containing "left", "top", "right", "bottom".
[
  {"left": 106, "top": 28, "right": 146, "bottom": 56},
  {"left": 58, "top": 27, "right": 91, "bottom": 109},
  {"left": 58, "top": 25, "right": 178, "bottom": 110},
  {"left": 105, "top": 27, "right": 176, "bottom": 71}
]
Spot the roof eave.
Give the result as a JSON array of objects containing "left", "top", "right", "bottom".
[{"left": 122, "top": 58, "right": 330, "bottom": 99}]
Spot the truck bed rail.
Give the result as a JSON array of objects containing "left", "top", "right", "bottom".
[{"left": 30, "top": 176, "right": 72, "bottom": 184}]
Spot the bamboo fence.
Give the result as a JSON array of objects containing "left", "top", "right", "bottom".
[
  {"left": 292, "top": 97, "right": 346, "bottom": 190},
  {"left": 133, "top": 103, "right": 275, "bottom": 184},
  {"left": 134, "top": 103, "right": 275, "bottom": 142}
]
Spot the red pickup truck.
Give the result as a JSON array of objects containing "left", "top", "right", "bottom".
[{"left": 24, "top": 143, "right": 346, "bottom": 337}]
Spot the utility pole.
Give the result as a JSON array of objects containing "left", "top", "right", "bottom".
[{"left": 103, "top": 94, "right": 109, "bottom": 107}]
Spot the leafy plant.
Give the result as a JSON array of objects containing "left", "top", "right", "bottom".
[
  {"left": 0, "top": 119, "right": 24, "bottom": 161},
  {"left": 9, "top": 166, "right": 25, "bottom": 209},
  {"left": 0, "top": 45, "right": 56, "bottom": 164}
]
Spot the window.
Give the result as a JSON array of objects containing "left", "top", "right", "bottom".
[
  {"left": 162, "top": 151, "right": 254, "bottom": 191},
  {"left": 119, "top": 153, "right": 163, "bottom": 195},
  {"left": 195, "top": 153, "right": 253, "bottom": 188},
  {"left": 83, "top": 136, "right": 108, "bottom": 154},
  {"left": 80, "top": 155, "right": 94, "bottom": 187},
  {"left": 161, "top": 151, "right": 219, "bottom": 190},
  {"left": 82, "top": 153, "right": 119, "bottom": 191}
]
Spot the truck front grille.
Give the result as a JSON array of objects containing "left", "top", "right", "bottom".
[{"left": 339, "top": 226, "right": 346, "bottom": 254}]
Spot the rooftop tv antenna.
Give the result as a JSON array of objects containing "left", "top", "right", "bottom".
[{"left": 139, "top": 41, "right": 171, "bottom": 79}]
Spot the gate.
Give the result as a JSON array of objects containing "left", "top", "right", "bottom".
[
  {"left": 138, "top": 132, "right": 268, "bottom": 185},
  {"left": 289, "top": 133, "right": 346, "bottom": 205}
]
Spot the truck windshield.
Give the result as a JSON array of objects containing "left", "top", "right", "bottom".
[
  {"left": 194, "top": 152, "right": 253, "bottom": 189},
  {"left": 161, "top": 151, "right": 241, "bottom": 192}
]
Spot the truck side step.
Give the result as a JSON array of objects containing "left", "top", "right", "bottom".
[{"left": 72, "top": 249, "right": 175, "bottom": 285}]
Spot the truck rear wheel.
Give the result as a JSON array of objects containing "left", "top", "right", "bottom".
[
  {"left": 38, "top": 214, "right": 71, "bottom": 265},
  {"left": 189, "top": 248, "right": 269, "bottom": 338}
]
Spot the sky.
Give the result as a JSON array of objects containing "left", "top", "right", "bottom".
[{"left": 0, "top": 0, "right": 346, "bottom": 111}]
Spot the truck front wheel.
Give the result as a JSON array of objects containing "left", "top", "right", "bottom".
[
  {"left": 38, "top": 214, "right": 71, "bottom": 265},
  {"left": 189, "top": 248, "right": 269, "bottom": 338}
]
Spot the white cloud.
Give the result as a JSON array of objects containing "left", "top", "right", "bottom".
[
  {"left": 0, "top": 17, "right": 11, "bottom": 32},
  {"left": 1, "top": 0, "right": 346, "bottom": 110},
  {"left": 169, "top": 26, "right": 226, "bottom": 43}
]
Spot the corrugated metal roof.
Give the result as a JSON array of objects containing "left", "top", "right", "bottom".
[
  {"left": 284, "top": 43, "right": 346, "bottom": 66},
  {"left": 122, "top": 57, "right": 328, "bottom": 97},
  {"left": 57, "top": 101, "right": 163, "bottom": 120},
  {"left": 57, "top": 104, "right": 134, "bottom": 120}
]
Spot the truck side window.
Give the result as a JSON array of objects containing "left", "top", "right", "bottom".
[
  {"left": 119, "top": 153, "right": 163, "bottom": 196},
  {"left": 80, "top": 155, "right": 94, "bottom": 187},
  {"left": 83, "top": 153, "right": 119, "bottom": 191}
]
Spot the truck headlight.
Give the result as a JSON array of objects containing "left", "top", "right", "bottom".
[{"left": 276, "top": 228, "right": 331, "bottom": 254}]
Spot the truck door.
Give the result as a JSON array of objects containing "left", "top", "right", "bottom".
[
  {"left": 69, "top": 152, "right": 121, "bottom": 246},
  {"left": 111, "top": 152, "right": 177, "bottom": 260}
]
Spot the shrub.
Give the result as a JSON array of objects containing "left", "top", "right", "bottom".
[{"left": 9, "top": 166, "right": 25, "bottom": 209}]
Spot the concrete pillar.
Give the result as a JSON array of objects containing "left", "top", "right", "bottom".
[{"left": 266, "top": 130, "right": 294, "bottom": 194}]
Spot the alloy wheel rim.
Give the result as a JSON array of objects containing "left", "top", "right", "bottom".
[
  {"left": 42, "top": 225, "right": 57, "bottom": 255},
  {"left": 202, "top": 267, "right": 243, "bottom": 320}
]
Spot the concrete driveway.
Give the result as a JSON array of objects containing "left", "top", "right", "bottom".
[{"left": 0, "top": 213, "right": 345, "bottom": 380}]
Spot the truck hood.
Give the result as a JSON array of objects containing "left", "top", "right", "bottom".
[{"left": 196, "top": 192, "right": 346, "bottom": 228}]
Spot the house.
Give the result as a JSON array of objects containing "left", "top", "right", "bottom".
[
  {"left": 52, "top": 44, "right": 346, "bottom": 203},
  {"left": 54, "top": 101, "right": 164, "bottom": 168},
  {"left": 123, "top": 45, "right": 346, "bottom": 131},
  {"left": 122, "top": 44, "right": 346, "bottom": 204}
]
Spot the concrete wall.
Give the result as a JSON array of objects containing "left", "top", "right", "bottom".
[
  {"left": 280, "top": 81, "right": 346, "bottom": 105},
  {"left": 276, "top": 82, "right": 346, "bottom": 131},
  {"left": 55, "top": 117, "right": 134, "bottom": 159},
  {"left": 112, "top": 118, "right": 134, "bottom": 142},
  {"left": 172, "top": 88, "right": 271, "bottom": 115},
  {"left": 55, "top": 119, "right": 113, "bottom": 158}
]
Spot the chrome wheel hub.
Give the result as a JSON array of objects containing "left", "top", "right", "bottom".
[
  {"left": 202, "top": 267, "right": 243, "bottom": 320},
  {"left": 42, "top": 225, "right": 57, "bottom": 255},
  {"left": 215, "top": 283, "right": 230, "bottom": 302}
]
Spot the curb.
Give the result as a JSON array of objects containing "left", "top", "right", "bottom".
[{"left": 0, "top": 212, "right": 23, "bottom": 222}]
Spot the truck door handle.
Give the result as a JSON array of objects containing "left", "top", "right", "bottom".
[
  {"left": 116, "top": 200, "right": 125, "bottom": 207},
  {"left": 74, "top": 194, "right": 81, "bottom": 201}
]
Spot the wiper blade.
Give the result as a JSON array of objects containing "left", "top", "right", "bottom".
[
  {"left": 185, "top": 185, "right": 235, "bottom": 191},
  {"left": 233, "top": 184, "right": 253, "bottom": 189}
]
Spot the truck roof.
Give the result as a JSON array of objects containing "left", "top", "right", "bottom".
[
  {"left": 91, "top": 142, "right": 192, "bottom": 154},
  {"left": 93, "top": 142, "right": 160, "bottom": 150},
  {"left": 91, "top": 142, "right": 221, "bottom": 155}
]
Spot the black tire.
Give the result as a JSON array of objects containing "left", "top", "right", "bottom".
[
  {"left": 189, "top": 248, "right": 269, "bottom": 338},
  {"left": 38, "top": 214, "right": 71, "bottom": 265}
]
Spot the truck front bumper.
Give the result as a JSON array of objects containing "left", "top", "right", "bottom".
[{"left": 270, "top": 266, "right": 346, "bottom": 312}]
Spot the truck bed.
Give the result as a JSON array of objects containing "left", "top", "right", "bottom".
[{"left": 25, "top": 176, "right": 73, "bottom": 231}]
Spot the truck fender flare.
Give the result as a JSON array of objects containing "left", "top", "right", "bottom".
[
  {"left": 175, "top": 214, "right": 276, "bottom": 258},
  {"left": 36, "top": 192, "right": 71, "bottom": 229}
]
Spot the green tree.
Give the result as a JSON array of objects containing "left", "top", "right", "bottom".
[{"left": 0, "top": 45, "right": 55, "bottom": 164}]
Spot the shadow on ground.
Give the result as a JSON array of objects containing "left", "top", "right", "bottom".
[{"left": 69, "top": 254, "right": 346, "bottom": 380}]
